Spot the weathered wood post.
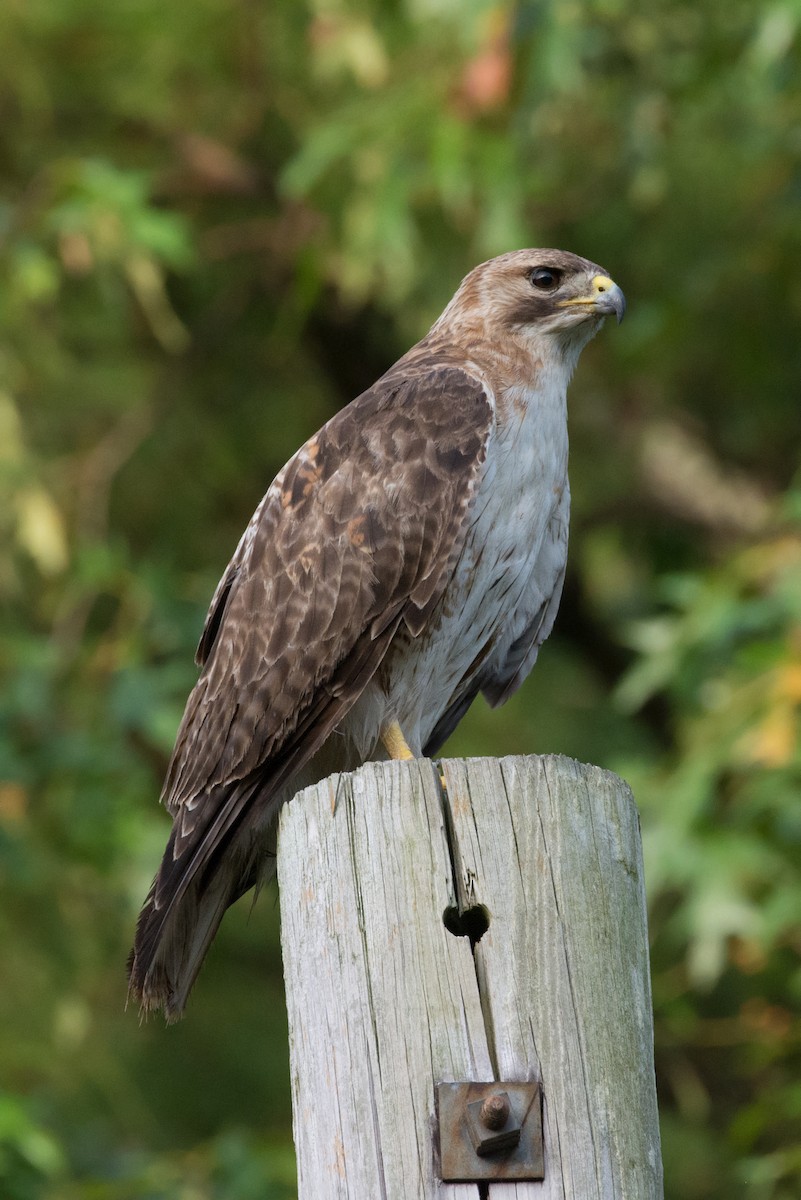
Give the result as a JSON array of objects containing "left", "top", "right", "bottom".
[{"left": 277, "top": 755, "right": 663, "bottom": 1198}]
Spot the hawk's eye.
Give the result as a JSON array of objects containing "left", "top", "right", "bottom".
[{"left": 529, "top": 267, "right": 562, "bottom": 291}]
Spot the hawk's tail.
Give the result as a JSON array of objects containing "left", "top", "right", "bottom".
[
  {"left": 126, "top": 782, "right": 269, "bottom": 1022},
  {"left": 127, "top": 692, "right": 360, "bottom": 1020},
  {"left": 127, "top": 851, "right": 249, "bottom": 1023}
]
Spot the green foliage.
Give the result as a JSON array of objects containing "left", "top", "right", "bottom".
[
  {"left": 1, "top": 0, "right": 800, "bottom": 1195},
  {"left": 615, "top": 514, "right": 801, "bottom": 1199},
  {"left": 0, "top": 1093, "right": 65, "bottom": 1200}
]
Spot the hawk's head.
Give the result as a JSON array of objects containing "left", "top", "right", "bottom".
[{"left": 438, "top": 248, "right": 625, "bottom": 363}]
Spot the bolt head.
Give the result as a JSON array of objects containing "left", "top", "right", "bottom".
[
  {"left": 480, "top": 1093, "right": 511, "bottom": 1130},
  {"left": 466, "top": 1091, "right": 521, "bottom": 1156}
]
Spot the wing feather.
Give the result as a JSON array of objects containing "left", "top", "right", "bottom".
[{"left": 160, "top": 361, "right": 493, "bottom": 880}]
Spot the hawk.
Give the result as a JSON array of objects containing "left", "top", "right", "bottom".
[{"left": 128, "top": 248, "right": 625, "bottom": 1019}]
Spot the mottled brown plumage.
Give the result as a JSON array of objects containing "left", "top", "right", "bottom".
[{"left": 128, "top": 249, "right": 625, "bottom": 1019}]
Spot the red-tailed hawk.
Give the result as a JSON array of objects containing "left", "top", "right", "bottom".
[{"left": 128, "top": 249, "right": 625, "bottom": 1019}]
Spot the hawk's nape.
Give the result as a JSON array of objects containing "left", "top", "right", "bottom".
[{"left": 127, "top": 249, "right": 625, "bottom": 1019}]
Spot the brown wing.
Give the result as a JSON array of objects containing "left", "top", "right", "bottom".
[{"left": 155, "top": 360, "right": 494, "bottom": 908}]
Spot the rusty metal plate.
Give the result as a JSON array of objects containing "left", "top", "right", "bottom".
[{"left": 436, "top": 1081, "right": 544, "bottom": 1182}]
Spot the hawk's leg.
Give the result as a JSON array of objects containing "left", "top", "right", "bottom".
[{"left": 381, "top": 720, "right": 415, "bottom": 760}]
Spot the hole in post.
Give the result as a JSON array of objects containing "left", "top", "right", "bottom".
[{"left": 443, "top": 904, "right": 490, "bottom": 948}]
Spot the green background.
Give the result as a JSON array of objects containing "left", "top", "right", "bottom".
[{"left": 2, "top": 1, "right": 800, "bottom": 1196}]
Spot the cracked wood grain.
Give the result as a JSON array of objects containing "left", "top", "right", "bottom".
[{"left": 278, "top": 755, "right": 663, "bottom": 1199}]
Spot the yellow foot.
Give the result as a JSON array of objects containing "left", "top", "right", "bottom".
[{"left": 380, "top": 720, "right": 416, "bottom": 761}]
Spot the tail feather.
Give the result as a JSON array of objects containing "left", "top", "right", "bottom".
[
  {"left": 127, "top": 782, "right": 267, "bottom": 1021},
  {"left": 127, "top": 864, "right": 251, "bottom": 1022},
  {"left": 127, "top": 671, "right": 377, "bottom": 1021}
]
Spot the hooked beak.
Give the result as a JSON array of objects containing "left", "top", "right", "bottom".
[{"left": 558, "top": 274, "right": 626, "bottom": 324}]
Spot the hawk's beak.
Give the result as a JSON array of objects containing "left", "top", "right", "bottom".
[{"left": 558, "top": 274, "right": 626, "bottom": 324}]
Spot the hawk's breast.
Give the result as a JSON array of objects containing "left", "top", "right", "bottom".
[{"left": 344, "top": 371, "right": 570, "bottom": 756}]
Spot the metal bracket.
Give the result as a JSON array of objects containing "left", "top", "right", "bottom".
[{"left": 436, "top": 1081, "right": 544, "bottom": 1182}]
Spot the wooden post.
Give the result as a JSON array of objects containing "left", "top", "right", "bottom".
[{"left": 277, "top": 755, "right": 663, "bottom": 1198}]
